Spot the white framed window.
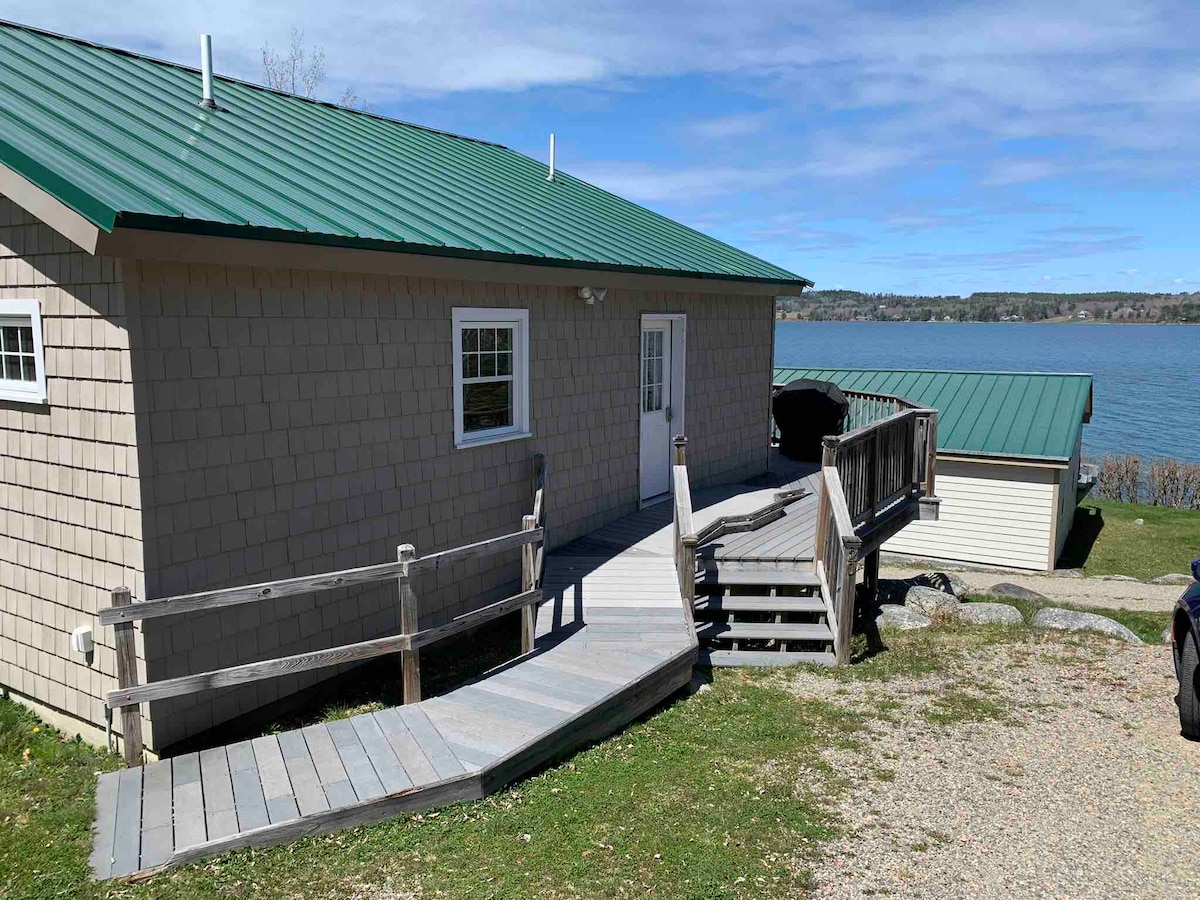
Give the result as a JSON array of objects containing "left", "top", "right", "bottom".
[
  {"left": 0, "top": 299, "right": 47, "bottom": 404},
  {"left": 452, "top": 307, "right": 531, "bottom": 448}
]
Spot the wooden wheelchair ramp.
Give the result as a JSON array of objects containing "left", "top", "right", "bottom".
[{"left": 90, "top": 553, "right": 695, "bottom": 880}]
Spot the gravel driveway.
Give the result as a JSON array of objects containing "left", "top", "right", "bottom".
[
  {"left": 881, "top": 565, "right": 1182, "bottom": 612},
  {"left": 789, "top": 635, "right": 1197, "bottom": 899}
]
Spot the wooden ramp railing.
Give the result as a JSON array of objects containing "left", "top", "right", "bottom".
[
  {"left": 810, "top": 395, "right": 940, "bottom": 664},
  {"left": 671, "top": 436, "right": 698, "bottom": 629},
  {"left": 101, "top": 456, "right": 549, "bottom": 766}
]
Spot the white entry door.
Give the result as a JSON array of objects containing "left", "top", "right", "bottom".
[{"left": 639, "top": 319, "right": 676, "bottom": 501}]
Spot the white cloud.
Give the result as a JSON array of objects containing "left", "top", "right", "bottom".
[{"left": 684, "top": 112, "right": 770, "bottom": 140}]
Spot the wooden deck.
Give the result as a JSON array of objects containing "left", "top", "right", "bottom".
[
  {"left": 89, "top": 457, "right": 828, "bottom": 880},
  {"left": 91, "top": 549, "right": 695, "bottom": 879}
]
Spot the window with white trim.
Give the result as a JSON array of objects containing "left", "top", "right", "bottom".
[
  {"left": 452, "top": 307, "right": 530, "bottom": 447},
  {"left": 0, "top": 299, "right": 47, "bottom": 404}
]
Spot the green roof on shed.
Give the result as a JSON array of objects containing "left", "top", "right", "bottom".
[
  {"left": 773, "top": 367, "right": 1093, "bottom": 462},
  {"left": 0, "top": 21, "right": 810, "bottom": 287}
]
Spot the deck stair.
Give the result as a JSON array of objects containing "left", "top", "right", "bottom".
[{"left": 693, "top": 561, "right": 835, "bottom": 667}]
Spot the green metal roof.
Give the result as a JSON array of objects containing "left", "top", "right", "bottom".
[
  {"left": 0, "top": 21, "right": 810, "bottom": 287},
  {"left": 773, "top": 367, "right": 1093, "bottom": 462}
]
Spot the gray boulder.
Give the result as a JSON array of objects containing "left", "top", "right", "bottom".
[
  {"left": 1163, "top": 627, "right": 1174, "bottom": 645},
  {"left": 987, "top": 582, "right": 1048, "bottom": 603},
  {"left": 877, "top": 604, "right": 930, "bottom": 630},
  {"left": 1090, "top": 574, "right": 1138, "bottom": 582},
  {"left": 1152, "top": 573, "right": 1194, "bottom": 586},
  {"left": 935, "top": 572, "right": 971, "bottom": 600},
  {"left": 956, "top": 602, "right": 1024, "bottom": 626},
  {"left": 904, "top": 585, "right": 960, "bottom": 618},
  {"left": 1050, "top": 568, "right": 1084, "bottom": 579},
  {"left": 1031, "top": 607, "right": 1142, "bottom": 644}
]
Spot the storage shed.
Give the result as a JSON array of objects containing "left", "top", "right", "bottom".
[{"left": 774, "top": 368, "right": 1093, "bottom": 571}]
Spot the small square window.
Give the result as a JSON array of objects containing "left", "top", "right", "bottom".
[
  {"left": 0, "top": 300, "right": 46, "bottom": 404},
  {"left": 453, "top": 308, "right": 530, "bottom": 448}
]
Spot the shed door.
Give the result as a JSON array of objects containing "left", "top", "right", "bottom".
[{"left": 639, "top": 321, "right": 674, "bottom": 501}]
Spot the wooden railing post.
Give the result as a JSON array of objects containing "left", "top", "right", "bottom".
[
  {"left": 520, "top": 515, "right": 537, "bottom": 654},
  {"left": 924, "top": 411, "right": 938, "bottom": 498},
  {"left": 674, "top": 434, "right": 688, "bottom": 467},
  {"left": 111, "top": 587, "right": 143, "bottom": 766},
  {"left": 397, "top": 544, "right": 421, "bottom": 704}
]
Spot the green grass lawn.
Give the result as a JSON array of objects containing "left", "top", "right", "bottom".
[
  {"left": 1058, "top": 499, "right": 1200, "bottom": 580},
  {"left": 0, "top": 617, "right": 1163, "bottom": 899},
  {"left": 1, "top": 673, "right": 856, "bottom": 900}
]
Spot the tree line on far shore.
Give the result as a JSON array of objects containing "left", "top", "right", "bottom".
[
  {"left": 778, "top": 290, "right": 1200, "bottom": 323},
  {"left": 1091, "top": 455, "right": 1200, "bottom": 509}
]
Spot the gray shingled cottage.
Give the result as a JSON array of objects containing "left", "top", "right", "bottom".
[{"left": 0, "top": 23, "right": 815, "bottom": 754}]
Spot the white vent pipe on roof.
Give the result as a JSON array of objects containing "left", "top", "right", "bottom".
[
  {"left": 199, "top": 33, "right": 217, "bottom": 109},
  {"left": 547, "top": 132, "right": 555, "bottom": 181}
]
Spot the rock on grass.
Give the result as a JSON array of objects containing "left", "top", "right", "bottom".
[
  {"left": 1031, "top": 607, "right": 1142, "bottom": 644},
  {"left": 877, "top": 604, "right": 930, "bottom": 630},
  {"left": 956, "top": 602, "right": 1024, "bottom": 626},
  {"left": 987, "top": 582, "right": 1049, "bottom": 602},
  {"left": 1152, "top": 573, "right": 1193, "bottom": 586},
  {"left": 904, "top": 585, "right": 960, "bottom": 618}
]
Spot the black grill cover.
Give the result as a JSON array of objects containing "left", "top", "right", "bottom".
[{"left": 773, "top": 379, "right": 849, "bottom": 461}]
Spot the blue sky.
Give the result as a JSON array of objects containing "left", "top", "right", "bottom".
[{"left": 6, "top": 0, "right": 1199, "bottom": 294}]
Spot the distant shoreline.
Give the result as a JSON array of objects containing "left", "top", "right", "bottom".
[{"left": 775, "top": 318, "right": 1197, "bottom": 325}]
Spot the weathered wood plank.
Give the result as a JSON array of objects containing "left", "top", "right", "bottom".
[
  {"left": 110, "top": 587, "right": 143, "bottom": 766},
  {"left": 444, "top": 742, "right": 500, "bottom": 771},
  {"left": 421, "top": 703, "right": 528, "bottom": 758},
  {"left": 252, "top": 735, "right": 300, "bottom": 824},
  {"left": 408, "top": 527, "right": 543, "bottom": 575},
  {"left": 481, "top": 647, "right": 695, "bottom": 796},
  {"left": 490, "top": 663, "right": 614, "bottom": 706},
  {"left": 200, "top": 747, "right": 239, "bottom": 840},
  {"left": 372, "top": 708, "right": 441, "bottom": 787},
  {"left": 171, "top": 753, "right": 207, "bottom": 851},
  {"left": 444, "top": 685, "right": 569, "bottom": 731},
  {"left": 326, "top": 718, "right": 386, "bottom": 801},
  {"left": 394, "top": 705, "right": 467, "bottom": 781},
  {"left": 98, "top": 528, "right": 543, "bottom": 626},
  {"left": 226, "top": 741, "right": 270, "bottom": 832},
  {"left": 398, "top": 544, "right": 421, "bottom": 705},
  {"left": 470, "top": 677, "right": 588, "bottom": 714},
  {"left": 89, "top": 770, "right": 121, "bottom": 879},
  {"left": 301, "top": 725, "right": 358, "bottom": 809},
  {"left": 408, "top": 589, "right": 540, "bottom": 652},
  {"left": 349, "top": 713, "right": 413, "bottom": 795},
  {"left": 276, "top": 730, "right": 329, "bottom": 817},
  {"left": 160, "top": 774, "right": 483, "bottom": 874},
  {"left": 106, "top": 629, "right": 417, "bottom": 708},
  {"left": 110, "top": 766, "right": 143, "bottom": 877},
  {"left": 139, "top": 759, "right": 174, "bottom": 869}
]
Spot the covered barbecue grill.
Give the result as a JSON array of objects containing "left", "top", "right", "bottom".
[{"left": 772, "top": 379, "right": 849, "bottom": 461}]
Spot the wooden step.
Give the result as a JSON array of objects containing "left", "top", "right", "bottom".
[
  {"left": 696, "top": 622, "right": 832, "bottom": 642},
  {"left": 698, "top": 568, "right": 821, "bottom": 588},
  {"left": 698, "top": 649, "right": 836, "bottom": 668},
  {"left": 693, "top": 596, "right": 826, "bottom": 614}
]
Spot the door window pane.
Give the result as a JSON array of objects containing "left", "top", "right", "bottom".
[{"left": 642, "top": 327, "right": 666, "bottom": 413}]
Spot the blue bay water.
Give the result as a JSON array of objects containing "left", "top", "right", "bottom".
[{"left": 774, "top": 322, "right": 1198, "bottom": 464}]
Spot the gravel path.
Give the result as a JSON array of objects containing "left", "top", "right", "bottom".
[
  {"left": 789, "top": 635, "right": 1198, "bottom": 899},
  {"left": 881, "top": 565, "right": 1181, "bottom": 612}
]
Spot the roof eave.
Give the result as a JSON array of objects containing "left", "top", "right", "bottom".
[{"left": 107, "top": 212, "right": 814, "bottom": 291}]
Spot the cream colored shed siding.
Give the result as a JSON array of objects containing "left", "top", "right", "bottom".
[
  {"left": 884, "top": 459, "right": 1057, "bottom": 571},
  {"left": 124, "top": 260, "right": 773, "bottom": 749},
  {"left": 1054, "top": 435, "right": 1083, "bottom": 562},
  {"left": 0, "top": 195, "right": 142, "bottom": 739}
]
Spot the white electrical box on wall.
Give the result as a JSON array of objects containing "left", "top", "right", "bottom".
[{"left": 71, "top": 625, "right": 94, "bottom": 655}]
